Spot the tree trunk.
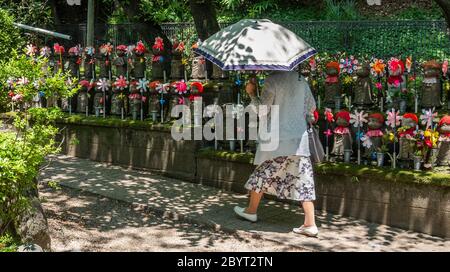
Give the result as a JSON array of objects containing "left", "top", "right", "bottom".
[
  {"left": 189, "top": 0, "right": 221, "bottom": 76},
  {"left": 434, "top": 0, "right": 450, "bottom": 29},
  {"left": 189, "top": 0, "right": 220, "bottom": 41}
]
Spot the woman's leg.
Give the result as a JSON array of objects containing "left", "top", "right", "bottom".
[
  {"left": 245, "top": 190, "right": 263, "bottom": 214},
  {"left": 301, "top": 201, "right": 316, "bottom": 227}
]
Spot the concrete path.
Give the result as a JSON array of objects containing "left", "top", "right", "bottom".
[{"left": 38, "top": 155, "right": 450, "bottom": 252}]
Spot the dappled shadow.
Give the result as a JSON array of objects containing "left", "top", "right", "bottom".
[{"left": 38, "top": 155, "right": 449, "bottom": 252}]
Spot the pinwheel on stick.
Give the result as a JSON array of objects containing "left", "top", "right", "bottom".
[
  {"left": 350, "top": 109, "right": 368, "bottom": 164},
  {"left": 324, "top": 108, "right": 334, "bottom": 161},
  {"left": 419, "top": 108, "right": 438, "bottom": 130},
  {"left": 385, "top": 109, "right": 401, "bottom": 168},
  {"left": 97, "top": 79, "right": 109, "bottom": 118}
]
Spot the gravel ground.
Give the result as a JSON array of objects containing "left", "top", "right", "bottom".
[{"left": 39, "top": 185, "right": 305, "bottom": 252}]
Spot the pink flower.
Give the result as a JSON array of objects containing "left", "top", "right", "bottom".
[{"left": 375, "top": 82, "right": 383, "bottom": 90}]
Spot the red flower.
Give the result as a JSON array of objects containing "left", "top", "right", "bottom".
[
  {"left": 152, "top": 37, "right": 164, "bottom": 51},
  {"left": 424, "top": 139, "right": 433, "bottom": 148},
  {"left": 8, "top": 91, "right": 14, "bottom": 98}
]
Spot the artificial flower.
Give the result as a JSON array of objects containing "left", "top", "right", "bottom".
[
  {"left": 175, "top": 80, "right": 187, "bottom": 94},
  {"left": 375, "top": 82, "right": 383, "bottom": 90},
  {"left": 53, "top": 43, "right": 65, "bottom": 54}
]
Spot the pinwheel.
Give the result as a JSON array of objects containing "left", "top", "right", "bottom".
[
  {"left": 26, "top": 44, "right": 37, "bottom": 57},
  {"left": 370, "top": 58, "right": 386, "bottom": 77},
  {"left": 53, "top": 43, "right": 65, "bottom": 55},
  {"left": 97, "top": 79, "right": 109, "bottom": 92},
  {"left": 156, "top": 83, "right": 169, "bottom": 94},
  {"left": 309, "top": 57, "right": 316, "bottom": 71},
  {"left": 159, "top": 97, "right": 166, "bottom": 105},
  {"left": 386, "top": 109, "right": 401, "bottom": 128},
  {"left": 356, "top": 131, "right": 364, "bottom": 141},
  {"left": 419, "top": 108, "right": 437, "bottom": 129},
  {"left": 114, "top": 76, "right": 128, "bottom": 90},
  {"left": 135, "top": 41, "right": 147, "bottom": 54},
  {"left": 339, "top": 56, "right": 358, "bottom": 74},
  {"left": 99, "top": 43, "right": 113, "bottom": 56},
  {"left": 69, "top": 46, "right": 80, "bottom": 56},
  {"left": 152, "top": 37, "right": 164, "bottom": 52},
  {"left": 12, "top": 94, "right": 23, "bottom": 102},
  {"left": 137, "top": 78, "right": 149, "bottom": 92},
  {"left": 361, "top": 135, "right": 373, "bottom": 149},
  {"left": 350, "top": 110, "right": 368, "bottom": 128},
  {"left": 17, "top": 77, "right": 29, "bottom": 86},
  {"left": 324, "top": 108, "right": 334, "bottom": 123},
  {"left": 6, "top": 78, "right": 15, "bottom": 89},
  {"left": 323, "top": 129, "right": 333, "bottom": 138},
  {"left": 405, "top": 56, "right": 412, "bottom": 73},
  {"left": 126, "top": 45, "right": 135, "bottom": 57},
  {"left": 40, "top": 46, "right": 51, "bottom": 58},
  {"left": 85, "top": 46, "right": 95, "bottom": 56},
  {"left": 175, "top": 80, "right": 187, "bottom": 94},
  {"left": 178, "top": 97, "right": 185, "bottom": 105}
]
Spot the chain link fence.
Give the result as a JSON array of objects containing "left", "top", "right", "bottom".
[{"left": 45, "top": 20, "right": 450, "bottom": 60}]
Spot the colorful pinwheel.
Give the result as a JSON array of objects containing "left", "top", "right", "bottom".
[
  {"left": 40, "top": 46, "right": 51, "bottom": 58},
  {"left": 324, "top": 108, "right": 334, "bottom": 123},
  {"left": 175, "top": 80, "right": 187, "bottom": 94},
  {"left": 114, "top": 76, "right": 128, "bottom": 90},
  {"left": 339, "top": 56, "right": 358, "bottom": 74},
  {"left": 405, "top": 56, "right": 412, "bottom": 73},
  {"left": 386, "top": 109, "right": 401, "bottom": 128},
  {"left": 323, "top": 129, "right": 333, "bottom": 138},
  {"left": 85, "top": 46, "right": 95, "bottom": 56},
  {"left": 361, "top": 135, "right": 373, "bottom": 149},
  {"left": 97, "top": 79, "right": 109, "bottom": 92},
  {"left": 350, "top": 110, "right": 368, "bottom": 128},
  {"left": 26, "top": 44, "right": 37, "bottom": 57},
  {"left": 137, "top": 78, "right": 149, "bottom": 92},
  {"left": 53, "top": 43, "right": 65, "bottom": 55},
  {"left": 156, "top": 83, "right": 169, "bottom": 94},
  {"left": 17, "top": 77, "right": 29, "bottom": 86},
  {"left": 370, "top": 58, "right": 386, "bottom": 77},
  {"left": 419, "top": 108, "right": 438, "bottom": 129},
  {"left": 126, "top": 45, "right": 135, "bottom": 57}
]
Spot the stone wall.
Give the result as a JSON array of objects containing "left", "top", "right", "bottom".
[{"left": 58, "top": 121, "right": 449, "bottom": 238}]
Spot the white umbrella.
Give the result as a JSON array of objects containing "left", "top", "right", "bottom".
[{"left": 194, "top": 19, "right": 317, "bottom": 71}]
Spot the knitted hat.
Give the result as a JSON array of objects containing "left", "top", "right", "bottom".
[
  {"left": 402, "top": 113, "right": 418, "bottom": 124},
  {"left": 326, "top": 61, "right": 340, "bottom": 73},
  {"left": 116, "top": 45, "right": 127, "bottom": 52},
  {"left": 313, "top": 110, "right": 319, "bottom": 123},
  {"left": 191, "top": 81, "right": 204, "bottom": 93},
  {"left": 369, "top": 113, "right": 384, "bottom": 123},
  {"left": 439, "top": 115, "right": 450, "bottom": 127},
  {"left": 336, "top": 110, "right": 350, "bottom": 123}
]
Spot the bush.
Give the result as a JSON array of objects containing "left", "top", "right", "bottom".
[
  {"left": 0, "top": 9, "right": 22, "bottom": 63},
  {"left": 0, "top": 108, "right": 62, "bottom": 236}
]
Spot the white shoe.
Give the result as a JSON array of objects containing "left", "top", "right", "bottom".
[
  {"left": 234, "top": 206, "right": 257, "bottom": 222},
  {"left": 293, "top": 225, "right": 319, "bottom": 237}
]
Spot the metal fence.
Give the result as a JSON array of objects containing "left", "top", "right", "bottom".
[{"left": 43, "top": 20, "right": 450, "bottom": 60}]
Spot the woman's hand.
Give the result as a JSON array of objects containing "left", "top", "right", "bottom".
[{"left": 245, "top": 78, "right": 257, "bottom": 97}]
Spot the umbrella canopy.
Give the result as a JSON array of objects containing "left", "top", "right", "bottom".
[{"left": 194, "top": 19, "right": 317, "bottom": 71}]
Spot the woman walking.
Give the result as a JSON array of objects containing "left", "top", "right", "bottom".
[{"left": 234, "top": 70, "right": 319, "bottom": 237}]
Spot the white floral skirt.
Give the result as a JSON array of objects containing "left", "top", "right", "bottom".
[{"left": 244, "top": 155, "right": 316, "bottom": 201}]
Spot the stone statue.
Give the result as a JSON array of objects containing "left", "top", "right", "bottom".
[
  {"left": 98, "top": 43, "right": 113, "bottom": 79},
  {"left": 151, "top": 37, "right": 164, "bottom": 80},
  {"left": 133, "top": 41, "right": 147, "bottom": 79},
  {"left": 191, "top": 56, "right": 206, "bottom": 79},
  {"left": 93, "top": 79, "right": 110, "bottom": 117},
  {"left": 421, "top": 60, "right": 442, "bottom": 109},
  {"left": 387, "top": 58, "right": 406, "bottom": 111},
  {"left": 171, "top": 40, "right": 185, "bottom": 79},
  {"left": 111, "top": 76, "right": 128, "bottom": 116},
  {"left": 436, "top": 115, "right": 450, "bottom": 166},
  {"left": 83, "top": 46, "right": 96, "bottom": 80},
  {"left": 364, "top": 113, "right": 384, "bottom": 158},
  {"left": 324, "top": 61, "right": 342, "bottom": 109},
  {"left": 211, "top": 64, "right": 229, "bottom": 79},
  {"left": 354, "top": 63, "right": 373, "bottom": 109},
  {"left": 331, "top": 110, "right": 353, "bottom": 158},
  {"left": 148, "top": 80, "right": 161, "bottom": 121},
  {"left": 66, "top": 46, "right": 81, "bottom": 78},
  {"left": 128, "top": 81, "right": 142, "bottom": 120},
  {"left": 113, "top": 45, "right": 128, "bottom": 77},
  {"left": 397, "top": 113, "right": 418, "bottom": 161},
  {"left": 76, "top": 80, "right": 92, "bottom": 113}
]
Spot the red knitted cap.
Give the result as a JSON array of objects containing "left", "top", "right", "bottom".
[
  {"left": 403, "top": 113, "right": 418, "bottom": 124},
  {"left": 369, "top": 113, "right": 385, "bottom": 123},
  {"left": 439, "top": 115, "right": 450, "bottom": 127},
  {"left": 336, "top": 110, "right": 350, "bottom": 123}
]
